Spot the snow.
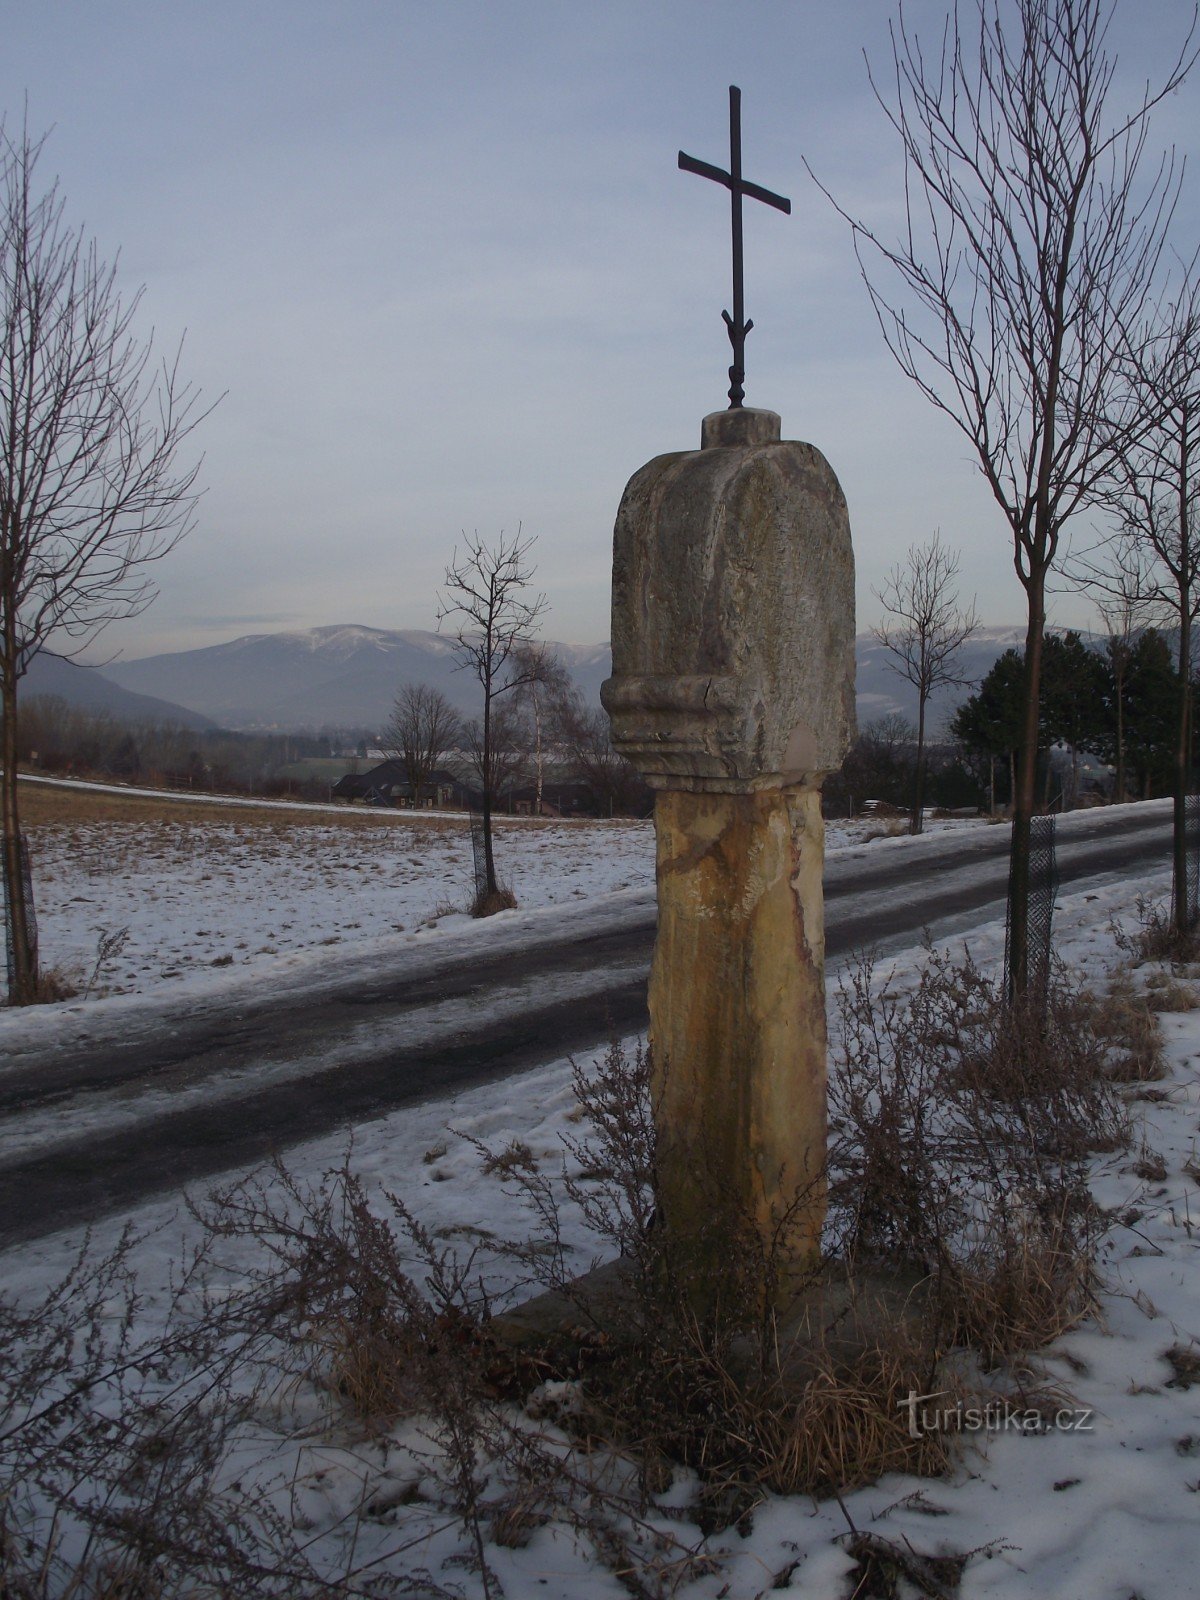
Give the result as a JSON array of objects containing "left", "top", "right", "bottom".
[
  {"left": 3, "top": 792, "right": 1195, "bottom": 1596},
  {"left": 7, "top": 773, "right": 1012, "bottom": 1028},
  {"left": 12, "top": 775, "right": 655, "bottom": 1007}
]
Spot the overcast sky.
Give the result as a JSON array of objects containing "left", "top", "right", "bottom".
[{"left": 4, "top": 1, "right": 1199, "bottom": 661}]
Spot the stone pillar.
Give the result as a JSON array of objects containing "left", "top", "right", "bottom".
[{"left": 601, "top": 407, "right": 854, "bottom": 1296}]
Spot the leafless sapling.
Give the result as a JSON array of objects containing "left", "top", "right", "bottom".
[
  {"left": 0, "top": 122, "right": 212, "bottom": 1003},
  {"left": 874, "top": 531, "right": 978, "bottom": 833},
  {"left": 436, "top": 529, "right": 548, "bottom": 900},
  {"left": 816, "top": 0, "right": 1196, "bottom": 991}
]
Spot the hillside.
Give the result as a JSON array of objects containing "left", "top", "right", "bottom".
[
  {"left": 23, "top": 652, "right": 214, "bottom": 731},
  {"left": 102, "top": 625, "right": 611, "bottom": 730},
  {"left": 99, "top": 621, "right": 1061, "bottom": 735}
]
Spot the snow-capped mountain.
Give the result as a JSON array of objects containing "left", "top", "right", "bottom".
[
  {"left": 101, "top": 625, "right": 613, "bottom": 731},
  {"left": 95, "top": 622, "right": 1054, "bottom": 735}
]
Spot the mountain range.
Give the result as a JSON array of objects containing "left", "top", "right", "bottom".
[
  {"left": 23, "top": 650, "right": 214, "bottom": 730},
  {"left": 30, "top": 622, "right": 1045, "bottom": 737}
]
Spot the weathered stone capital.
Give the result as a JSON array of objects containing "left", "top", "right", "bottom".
[
  {"left": 701, "top": 408, "right": 781, "bottom": 449},
  {"left": 601, "top": 415, "right": 855, "bottom": 793}
]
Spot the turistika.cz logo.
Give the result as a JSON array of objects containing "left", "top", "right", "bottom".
[{"left": 899, "top": 1390, "right": 1095, "bottom": 1440}]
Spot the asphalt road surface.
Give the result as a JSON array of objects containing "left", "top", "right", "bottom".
[{"left": 0, "top": 806, "right": 1170, "bottom": 1248}]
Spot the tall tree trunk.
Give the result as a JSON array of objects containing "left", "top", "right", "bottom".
[
  {"left": 1115, "top": 653, "right": 1126, "bottom": 804},
  {"left": 532, "top": 692, "right": 544, "bottom": 816},
  {"left": 911, "top": 690, "right": 927, "bottom": 835},
  {"left": 1173, "top": 407, "right": 1193, "bottom": 935},
  {"left": 988, "top": 753, "right": 995, "bottom": 816},
  {"left": 482, "top": 678, "right": 497, "bottom": 896},
  {"left": 1, "top": 665, "right": 36, "bottom": 1005},
  {"left": 1173, "top": 595, "right": 1192, "bottom": 935},
  {"left": 1007, "top": 580, "right": 1046, "bottom": 997}
]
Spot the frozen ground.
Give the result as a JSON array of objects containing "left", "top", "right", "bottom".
[
  {"left": 16, "top": 777, "right": 653, "bottom": 1001},
  {"left": 10, "top": 774, "right": 982, "bottom": 1009},
  {"left": 3, "top": 852, "right": 1198, "bottom": 1597}
]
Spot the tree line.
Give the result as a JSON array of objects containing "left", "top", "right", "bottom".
[
  {"left": 953, "top": 630, "right": 1186, "bottom": 811},
  {"left": 12, "top": 697, "right": 351, "bottom": 800}
]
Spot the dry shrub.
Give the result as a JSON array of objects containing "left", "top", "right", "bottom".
[
  {"left": 830, "top": 948, "right": 1116, "bottom": 1362},
  {"left": 475, "top": 1044, "right": 964, "bottom": 1524},
  {"left": 0, "top": 1224, "right": 351, "bottom": 1600},
  {"left": 842, "top": 1529, "right": 971, "bottom": 1600},
  {"left": 1, "top": 955, "right": 1126, "bottom": 1594},
  {"left": 1115, "top": 894, "right": 1200, "bottom": 966},
  {"left": 935, "top": 1198, "right": 1099, "bottom": 1367},
  {"left": 196, "top": 1159, "right": 496, "bottom": 1431},
  {"left": 470, "top": 884, "right": 517, "bottom": 917}
]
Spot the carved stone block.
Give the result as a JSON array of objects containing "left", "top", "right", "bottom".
[{"left": 601, "top": 410, "right": 855, "bottom": 792}]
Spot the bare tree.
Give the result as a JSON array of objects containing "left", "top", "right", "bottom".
[
  {"left": 818, "top": 0, "right": 1195, "bottom": 991},
  {"left": 552, "top": 687, "right": 648, "bottom": 816},
  {"left": 874, "top": 531, "right": 978, "bottom": 833},
  {"left": 1073, "top": 536, "right": 1158, "bottom": 805},
  {"left": 0, "top": 124, "right": 210, "bottom": 1003},
  {"left": 509, "top": 640, "right": 573, "bottom": 816},
  {"left": 380, "top": 682, "right": 461, "bottom": 808},
  {"left": 436, "top": 529, "right": 547, "bottom": 904},
  {"left": 1108, "top": 279, "right": 1200, "bottom": 929}
]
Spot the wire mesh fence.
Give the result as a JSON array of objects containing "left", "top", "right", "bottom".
[
  {"left": 1004, "top": 813, "right": 1058, "bottom": 1008},
  {"left": 468, "top": 800, "right": 489, "bottom": 902},
  {"left": 2, "top": 833, "right": 38, "bottom": 995},
  {"left": 1175, "top": 792, "right": 1200, "bottom": 932}
]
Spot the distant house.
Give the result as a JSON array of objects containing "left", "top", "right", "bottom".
[
  {"left": 507, "top": 780, "right": 596, "bottom": 818},
  {"left": 331, "top": 760, "right": 469, "bottom": 809}
]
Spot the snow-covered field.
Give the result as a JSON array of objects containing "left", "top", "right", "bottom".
[
  {"left": 15, "top": 777, "right": 655, "bottom": 1001},
  {"left": 9, "top": 775, "right": 977, "bottom": 1011},
  {"left": 2, "top": 795, "right": 1198, "bottom": 1596}
]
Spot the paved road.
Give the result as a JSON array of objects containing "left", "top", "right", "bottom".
[{"left": 0, "top": 807, "right": 1169, "bottom": 1248}]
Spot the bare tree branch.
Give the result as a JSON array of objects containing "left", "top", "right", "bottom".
[{"left": 0, "top": 120, "right": 215, "bottom": 1003}]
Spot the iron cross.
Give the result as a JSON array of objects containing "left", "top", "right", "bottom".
[{"left": 678, "top": 86, "right": 791, "bottom": 409}]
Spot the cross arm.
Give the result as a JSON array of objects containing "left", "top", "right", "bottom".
[
  {"left": 678, "top": 150, "right": 791, "bottom": 214},
  {"left": 741, "top": 178, "right": 790, "bottom": 215},
  {"left": 678, "top": 151, "right": 730, "bottom": 187}
]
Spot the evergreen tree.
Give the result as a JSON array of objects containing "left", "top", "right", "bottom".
[{"left": 1123, "top": 630, "right": 1179, "bottom": 799}]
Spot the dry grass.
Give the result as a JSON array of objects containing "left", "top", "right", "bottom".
[
  {"left": 935, "top": 1201, "right": 1100, "bottom": 1368},
  {"left": 17, "top": 774, "right": 646, "bottom": 834},
  {"left": 26, "top": 964, "right": 79, "bottom": 1003},
  {"left": 1094, "top": 978, "right": 1166, "bottom": 1080},
  {"left": 16, "top": 774, "right": 461, "bottom": 831},
  {"left": 1114, "top": 893, "right": 1200, "bottom": 967},
  {"left": 471, "top": 884, "right": 518, "bottom": 917},
  {"left": 1143, "top": 970, "right": 1200, "bottom": 1012}
]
